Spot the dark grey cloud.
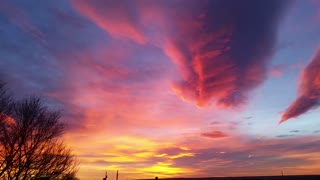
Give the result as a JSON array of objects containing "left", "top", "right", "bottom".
[
  {"left": 290, "top": 130, "right": 300, "bottom": 133},
  {"left": 166, "top": 0, "right": 290, "bottom": 107},
  {"left": 276, "top": 134, "right": 295, "bottom": 138}
]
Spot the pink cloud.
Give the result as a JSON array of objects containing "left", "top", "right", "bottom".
[
  {"left": 45, "top": 43, "right": 210, "bottom": 138},
  {"left": 70, "top": 0, "right": 289, "bottom": 108},
  {"left": 281, "top": 46, "right": 320, "bottom": 123},
  {"left": 271, "top": 64, "right": 287, "bottom": 77},
  {"left": 70, "top": 0, "right": 146, "bottom": 44},
  {"left": 200, "top": 131, "right": 229, "bottom": 139}
]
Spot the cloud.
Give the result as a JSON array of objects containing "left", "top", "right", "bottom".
[
  {"left": 165, "top": 0, "right": 289, "bottom": 107},
  {"left": 200, "top": 131, "right": 229, "bottom": 139},
  {"left": 310, "top": 0, "right": 320, "bottom": 17},
  {"left": 271, "top": 64, "right": 286, "bottom": 77},
  {"left": 171, "top": 136, "right": 320, "bottom": 176},
  {"left": 73, "top": 134, "right": 320, "bottom": 178},
  {"left": 270, "top": 63, "right": 303, "bottom": 78},
  {"left": 276, "top": 134, "right": 295, "bottom": 138},
  {"left": 243, "top": 116, "right": 253, "bottom": 120},
  {"left": 290, "top": 130, "right": 300, "bottom": 133},
  {"left": 70, "top": 0, "right": 146, "bottom": 44},
  {"left": 0, "top": 0, "right": 46, "bottom": 44},
  {"left": 281, "top": 47, "right": 320, "bottom": 123},
  {"left": 70, "top": 0, "right": 289, "bottom": 108},
  {"left": 0, "top": 0, "right": 232, "bottom": 157},
  {"left": 210, "top": 121, "right": 221, "bottom": 125}
]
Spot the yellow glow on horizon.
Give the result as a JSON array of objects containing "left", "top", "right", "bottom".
[{"left": 139, "top": 162, "right": 188, "bottom": 176}]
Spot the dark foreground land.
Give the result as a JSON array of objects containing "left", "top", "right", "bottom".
[{"left": 143, "top": 175, "right": 320, "bottom": 180}]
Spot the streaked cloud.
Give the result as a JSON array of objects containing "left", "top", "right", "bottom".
[
  {"left": 165, "top": 0, "right": 289, "bottom": 108},
  {"left": 70, "top": 0, "right": 289, "bottom": 108},
  {"left": 281, "top": 47, "right": 320, "bottom": 122}
]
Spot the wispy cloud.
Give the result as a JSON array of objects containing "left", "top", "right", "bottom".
[
  {"left": 281, "top": 46, "right": 320, "bottom": 123},
  {"left": 290, "top": 130, "right": 300, "bottom": 133},
  {"left": 201, "top": 131, "right": 229, "bottom": 139}
]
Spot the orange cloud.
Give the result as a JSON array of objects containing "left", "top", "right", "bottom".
[{"left": 281, "top": 46, "right": 320, "bottom": 123}]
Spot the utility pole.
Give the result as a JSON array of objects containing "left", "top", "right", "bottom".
[
  {"left": 103, "top": 171, "right": 108, "bottom": 180},
  {"left": 116, "top": 170, "right": 119, "bottom": 180}
]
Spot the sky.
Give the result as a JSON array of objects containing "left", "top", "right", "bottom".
[{"left": 0, "top": 0, "right": 320, "bottom": 179}]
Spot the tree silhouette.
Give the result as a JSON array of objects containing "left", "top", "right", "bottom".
[{"left": 0, "top": 83, "right": 78, "bottom": 179}]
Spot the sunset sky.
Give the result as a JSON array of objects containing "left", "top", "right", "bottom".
[{"left": 1, "top": 0, "right": 320, "bottom": 179}]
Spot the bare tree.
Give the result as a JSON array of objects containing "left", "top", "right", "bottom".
[
  {"left": 0, "top": 82, "right": 14, "bottom": 177},
  {"left": 0, "top": 84, "right": 78, "bottom": 179}
]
